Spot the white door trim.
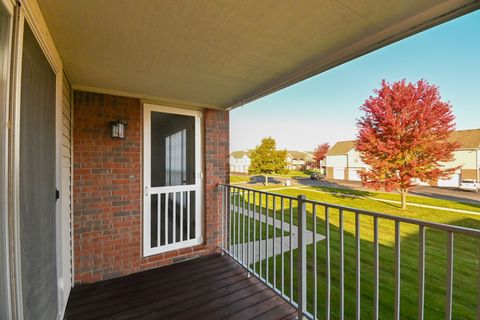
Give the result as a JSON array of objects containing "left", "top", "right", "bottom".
[{"left": 143, "top": 103, "right": 203, "bottom": 257}]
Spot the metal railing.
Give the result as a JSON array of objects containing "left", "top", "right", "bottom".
[{"left": 218, "top": 183, "right": 480, "bottom": 320}]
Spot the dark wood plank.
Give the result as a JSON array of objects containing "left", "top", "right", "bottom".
[
  {"left": 202, "top": 288, "right": 278, "bottom": 320},
  {"left": 69, "top": 264, "right": 244, "bottom": 319},
  {"left": 64, "top": 254, "right": 295, "bottom": 320},
  {"left": 225, "top": 295, "right": 290, "bottom": 320},
  {"left": 66, "top": 257, "right": 234, "bottom": 315},
  {"left": 252, "top": 301, "right": 297, "bottom": 320}
]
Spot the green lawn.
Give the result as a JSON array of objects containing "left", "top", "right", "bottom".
[
  {"left": 230, "top": 187, "right": 480, "bottom": 319},
  {"left": 230, "top": 174, "right": 251, "bottom": 184},
  {"left": 294, "top": 185, "right": 480, "bottom": 213},
  {"left": 230, "top": 170, "right": 317, "bottom": 183},
  {"left": 229, "top": 210, "right": 288, "bottom": 245}
]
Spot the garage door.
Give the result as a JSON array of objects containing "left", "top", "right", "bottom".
[
  {"left": 333, "top": 168, "right": 345, "bottom": 180},
  {"left": 348, "top": 168, "right": 361, "bottom": 181},
  {"left": 438, "top": 174, "right": 460, "bottom": 187}
]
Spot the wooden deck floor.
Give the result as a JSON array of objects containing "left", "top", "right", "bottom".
[{"left": 65, "top": 254, "right": 296, "bottom": 320}]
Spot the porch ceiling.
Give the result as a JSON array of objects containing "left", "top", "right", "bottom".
[{"left": 37, "top": 0, "right": 478, "bottom": 110}]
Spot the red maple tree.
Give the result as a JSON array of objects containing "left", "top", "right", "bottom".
[
  {"left": 312, "top": 143, "right": 330, "bottom": 168},
  {"left": 355, "top": 79, "right": 460, "bottom": 209}
]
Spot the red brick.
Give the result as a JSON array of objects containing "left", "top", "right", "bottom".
[{"left": 73, "top": 91, "right": 229, "bottom": 283}]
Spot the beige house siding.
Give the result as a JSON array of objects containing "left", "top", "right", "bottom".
[
  {"left": 441, "top": 150, "right": 478, "bottom": 169},
  {"left": 61, "top": 72, "right": 73, "bottom": 287},
  {"left": 461, "top": 169, "right": 478, "bottom": 180},
  {"left": 346, "top": 149, "right": 369, "bottom": 169},
  {"left": 327, "top": 167, "right": 334, "bottom": 179}
]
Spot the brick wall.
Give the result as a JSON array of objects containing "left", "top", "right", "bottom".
[
  {"left": 204, "top": 109, "right": 230, "bottom": 248},
  {"left": 73, "top": 91, "right": 229, "bottom": 283}
]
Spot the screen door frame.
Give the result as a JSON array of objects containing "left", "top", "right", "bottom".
[{"left": 143, "top": 103, "right": 203, "bottom": 257}]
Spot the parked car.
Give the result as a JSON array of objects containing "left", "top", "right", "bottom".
[
  {"left": 310, "top": 172, "right": 325, "bottom": 180},
  {"left": 459, "top": 179, "right": 479, "bottom": 192}
]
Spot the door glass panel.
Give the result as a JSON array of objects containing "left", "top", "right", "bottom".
[
  {"left": 19, "top": 23, "right": 58, "bottom": 320},
  {"left": 150, "top": 112, "right": 195, "bottom": 187}
]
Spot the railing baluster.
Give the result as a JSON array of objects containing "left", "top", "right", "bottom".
[
  {"left": 259, "top": 193, "right": 263, "bottom": 278},
  {"left": 172, "top": 192, "right": 177, "bottom": 243},
  {"left": 394, "top": 221, "right": 401, "bottom": 320},
  {"left": 237, "top": 188, "right": 241, "bottom": 259},
  {"left": 313, "top": 204, "right": 317, "bottom": 320},
  {"left": 373, "top": 216, "right": 379, "bottom": 320},
  {"left": 297, "top": 195, "right": 307, "bottom": 320},
  {"left": 233, "top": 187, "right": 237, "bottom": 257},
  {"left": 157, "top": 194, "right": 161, "bottom": 248},
  {"left": 266, "top": 194, "right": 269, "bottom": 283},
  {"left": 228, "top": 186, "right": 232, "bottom": 254},
  {"left": 290, "top": 198, "right": 293, "bottom": 303},
  {"left": 242, "top": 188, "right": 246, "bottom": 265},
  {"left": 281, "top": 197, "right": 285, "bottom": 296},
  {"left": 180, "top": 191, "right": 183, "bottom": 241},
  {"left": 418, "top": 226, "right": 425, "bottom": 320},
  {"left": 325, "top": 206, "right": 331, "bottom": 320},
  {"left": 273, "top": 195, "right": 277, "bottom": 289},
  {"left": 446, "top": 232, "right": 454, "bottom": 320},
  {"left": 220, "top": 187, "right": 224, "bottom": 252},
  {"left": 165, "top": 192, "right": 169, "bottom": 245},
  {"left": 187, "top": 190, "right": 191, "bottom": 241},
  {"left": 355, "top": 212, "right": 361, "bottom": 320},
  {"left": 247, "top": 190, "right": 251, "bottom": 270},
  {"left": 253, "top": 191, "right": 257, "bottom": 276},
  {"left": 339, "top": 209, "right": 344, "bottom": 320}
]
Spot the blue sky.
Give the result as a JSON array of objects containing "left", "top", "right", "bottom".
[{"left": 230, "top": 10, "right": 480, "bottom": 152}]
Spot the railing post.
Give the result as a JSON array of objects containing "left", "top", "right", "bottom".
[{"left": 297, "top": 195, "right": 307, "bottom": 320}]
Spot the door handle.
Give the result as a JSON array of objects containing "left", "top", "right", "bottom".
[{"left": 144, "top": 186, "right": 149, "bottom": 197}]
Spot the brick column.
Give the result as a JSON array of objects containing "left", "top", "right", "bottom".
[{"left": 204, "top": 109, "right": 229, "bottom": 250}]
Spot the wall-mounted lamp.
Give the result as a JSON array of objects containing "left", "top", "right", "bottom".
[{"left": 110, "top": 120, "right": 127, "bottom": 139}]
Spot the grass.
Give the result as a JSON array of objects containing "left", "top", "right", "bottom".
[
  {"left": 265, "top": 184, "right": 480, "bottom": 213},
  {"left": 230, "top": 169, "right": 317, "bottom": 183},
  {"left": 229, "top": 211, "right": 288, "bottom": 244},
  {"left": 230, "top": 187, "right": 480, "bottom": 319},
  {"left": 230, "top": 174, "right": 251, "bottom": 184},
  {"left": 275, "top": 170, "right": 315, "bottom": 178}
]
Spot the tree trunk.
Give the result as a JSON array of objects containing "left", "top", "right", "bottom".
[
  {"left": 400, "top": 189, "right": 408, "bottom": 210},
  {"left": 265, "top": 175, "right": 268, "bottom": 186}
]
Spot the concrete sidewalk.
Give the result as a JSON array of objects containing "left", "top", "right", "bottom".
[{"left": 228, "top": 205, "right": 324, "bottom": 263}]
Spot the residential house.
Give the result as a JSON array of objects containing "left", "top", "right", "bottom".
[
  {"left": 436, "top": 129, "right": 480, "bottom": 187},
  {"left": 0, "top": 1, "right": 478, "bottom": 319},
  {"left": 286, "top": 151, "right": 315, "bottom": 170},
  {"left": 325, "top": 141, "right": 369, "bottom": 180},
  {"left": 325, "top": 129, "right": 480, "bottom": 186},
  {"left": 230, "top": 151, "right": 252, "bottom": 173}
]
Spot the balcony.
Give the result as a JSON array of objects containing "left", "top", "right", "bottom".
[
  {"left": 217, "top": 184, "right": 480, "bottom": 320},
  {"left": 65, "top": 254, "right": 296, "bottom": 320},
  {"left": 65, "top": 184, "right": 480, "bottom": 319}
]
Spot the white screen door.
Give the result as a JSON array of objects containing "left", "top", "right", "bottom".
[{"left": 143, "top": 104, "right": 202, "bottom": 256}]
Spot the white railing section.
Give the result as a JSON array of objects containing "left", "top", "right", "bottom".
[{"left": 218, "top": 184, "right": 480, "bottom": 320}]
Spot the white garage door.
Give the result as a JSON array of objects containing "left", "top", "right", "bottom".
[
  {"left": 333, "top": 168, "right": 345, "bottom": 180},
  {"left": 348, "top": 168, "right": 361, "bottom": 181},
  {"left": 438, "top": 174, "right": 460, "bottom": 187}
]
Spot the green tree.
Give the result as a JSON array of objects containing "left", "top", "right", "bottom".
[{"left": 249, "top": 137, "right": 287, "bottom": 185}]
